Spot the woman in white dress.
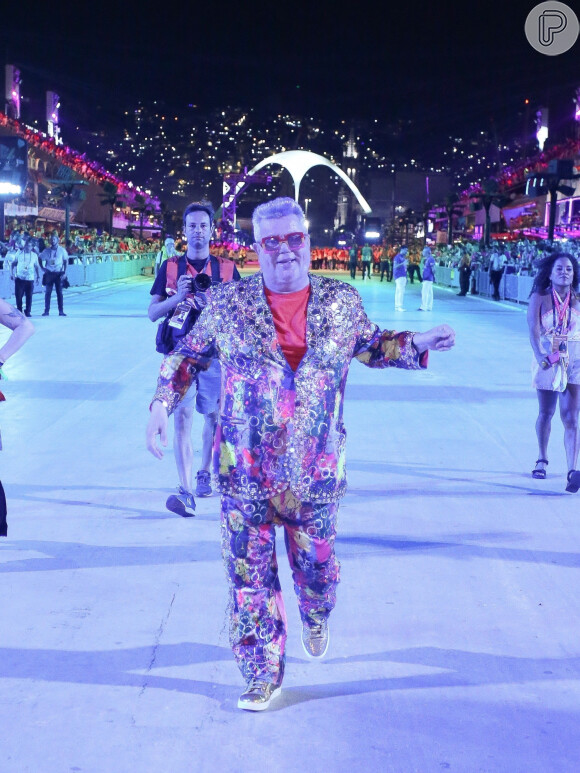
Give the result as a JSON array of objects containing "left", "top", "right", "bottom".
[{"left": 528, "top": 252, "right": 580, "bottom": 491}]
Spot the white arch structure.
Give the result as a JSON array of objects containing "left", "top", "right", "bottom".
[{"left": 248, "top": 150, "right": 372, "bottom": 214}]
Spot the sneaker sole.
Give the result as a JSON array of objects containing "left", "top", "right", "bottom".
[
  {"left": 237, "top": 686, "right": 282, "bottom": 711},
  {"left": 165, "top": 496, "right": 196, "bottom": 517},
  {"left": 195, "top": 488, "right": 212, "bottom": 498},
  {"left": 302, "top": 628, "right": 330, "bottom": 660},
  {"left": 566, "top": 470, "right": 580, "bottom": 493}
]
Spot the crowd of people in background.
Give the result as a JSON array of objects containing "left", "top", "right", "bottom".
[
  {"left": 0, "top": 222, "right": 159, "bottom": 270},
  {"left": 4, "top": 212, "right": 580, "bottom": 291},
  {"left": 0, "top": 225, "right": 163, "bottom": 317},
  {"left": 306, "top": 237, "right": 580, "bottom": 285},
  {"left": 430, "top": 238, "right": 580, "bottom": 275},
  {"left": 308, "top": 237, "right": 580, "bottom": 286}
]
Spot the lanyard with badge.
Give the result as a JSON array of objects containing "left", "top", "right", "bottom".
[
  {"left": 551, "top": 287, "right": 572, "bottom": 358},
  {"left": 19, "top": 251, "right": 33, "bottom": 277},
  {"left": 168, "top": 258, "right": 212, "bottom": 330}
]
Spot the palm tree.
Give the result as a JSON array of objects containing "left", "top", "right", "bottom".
[
  {"left": 158, "top": 201, "right": 177, "bottom": 241},
  {"left": 469, "top": 179, "right": 509, "bottom": 247},
  {"left": 133, "top": 193, "right": 154, "bottom": 241},
  {"left": 98, "top": 182, "right": 124, "bottom": 235},
  {"left": 45, "top": 178, "right": 88, "bottom": 245}
]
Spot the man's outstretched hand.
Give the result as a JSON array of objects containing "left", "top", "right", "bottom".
[
  {"left": 412, "top": 324, "right": 455, "bottom": 353},
  {"left": 146, "top": 400, "right": 169, "bottom": 459}
]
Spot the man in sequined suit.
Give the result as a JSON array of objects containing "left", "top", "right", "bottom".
[{"left": 146, "top": 197, "right": 455, "bottom": 711}]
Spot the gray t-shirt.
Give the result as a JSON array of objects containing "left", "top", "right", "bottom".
[{"left": 41, "top": 245, "right": 68, "bottom": 272}]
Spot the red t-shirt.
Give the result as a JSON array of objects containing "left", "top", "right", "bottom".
[{"left": 264, "top": 285, "right": 310, "bottom": 371}]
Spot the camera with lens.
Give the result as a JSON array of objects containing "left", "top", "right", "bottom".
[{"left": 190, "top": 273, "right": 212, "bottom": 293}]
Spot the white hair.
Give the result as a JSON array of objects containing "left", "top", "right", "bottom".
[{"left": 252, "top": 197, "right": 306, "bottom": 240}]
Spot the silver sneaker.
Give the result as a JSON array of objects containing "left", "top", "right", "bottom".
[
  {"left": 237, "top": 679, "right": 282, "bottom": 711},
  {"left": 165, "top": 486, "right": 196, "bottom": 517},
  {"left": 195, "top": 469, "right": 212, "bottom": 497},
  {"left": 302, "top": 619, "right": 330, "bottom": 659}
]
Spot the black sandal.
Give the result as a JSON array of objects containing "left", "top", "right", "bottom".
[
  {"left": 565, "top": 470, "right": 580, "bottom": 493},
  {"left": 532, "top": 459, "right": 548, "bottom": 479}
]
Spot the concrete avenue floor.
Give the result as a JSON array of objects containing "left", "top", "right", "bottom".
[{"left": 1, "top": 274, "right": 579, "bottom": 772}]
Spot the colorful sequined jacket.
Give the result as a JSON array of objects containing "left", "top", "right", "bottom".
[{"left": 154, "top": 272, "right": 427, "bottom": 503}]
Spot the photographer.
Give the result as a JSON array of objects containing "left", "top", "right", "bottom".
[{"left": 148, "top": 201, "right": 240, "bottom": 517}]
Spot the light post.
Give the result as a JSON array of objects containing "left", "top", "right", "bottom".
[{"left": 304, "top": 198, "right": 311, "bottom": 231}]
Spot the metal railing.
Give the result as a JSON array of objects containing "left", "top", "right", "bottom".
[
  {"left": 1, "top": 254, "right": 536, "bottom": 306},
  {"left": 434, "top": 266, "right": 534, "bottom": 304},
  {"left": 0, "top": 252, "right": 156, "bottom": 299}
]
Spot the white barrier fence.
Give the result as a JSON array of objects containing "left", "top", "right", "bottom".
[
  {"left": 0, "top": 252, "right": 155, "bottom": 300},
  {"left": 434, "top": 266, "right": 534, "bottom": 304},
  {"left": 1, "top": 254, "right": 535, "bottom": 306}
]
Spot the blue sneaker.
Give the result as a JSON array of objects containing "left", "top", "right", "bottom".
[
  {"left": 195, "top": 470, "right": 212, "bottom": 497},
  {"left": 166, "top": 486, "right": 196, "bottom": 517}
]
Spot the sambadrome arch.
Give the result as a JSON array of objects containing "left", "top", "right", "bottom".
[{"left": 248, "top": 150, "right": 372, "bottom": 214}]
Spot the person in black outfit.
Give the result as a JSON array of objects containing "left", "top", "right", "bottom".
[
  {"left": 457, "top": 255, "right": 471, "bottom": 296},
  {"left": 348, "top": 246, "right": 357, "bottom": 280},
  {"left": 407, "top": 251, "right": 422, "bottom": 284},
  {"left": 380, "top": 245, "right": 392, "bottom": 282}
]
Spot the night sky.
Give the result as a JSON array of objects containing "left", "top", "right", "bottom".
[{"left": 1, "top": 1, "right": 578, "bottom": 143}]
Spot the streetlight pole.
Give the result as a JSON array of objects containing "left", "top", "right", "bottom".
[{"left": 304, "top": 198, "right": 311, "bottom": 231}]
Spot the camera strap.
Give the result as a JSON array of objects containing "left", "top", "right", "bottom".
[{"left": 209, "top": 255, "right": 221, "bottom": 283}]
